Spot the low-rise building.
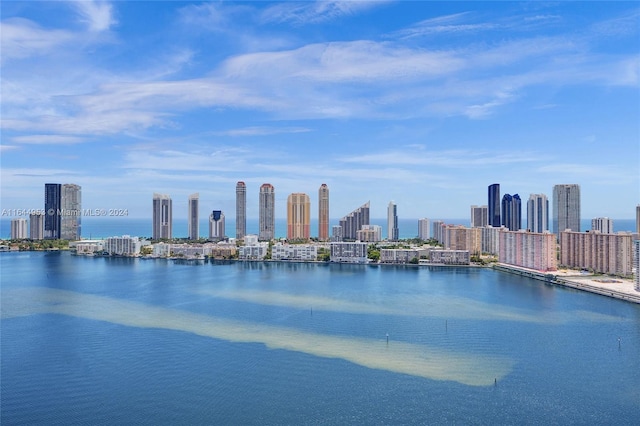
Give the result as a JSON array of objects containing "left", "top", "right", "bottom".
[
  {"left": 76, "top": 241, "right": 104, "bottom": 255},
  {"left": 356, "top": 225, "right": 382, "bottom": 242},
  {"left": 238, "top": 243, "right": 268, "bottom": 260},
  {"left": 330, "top": 242, "right": 368, "bottom": 263},
  {"left": 272, "top": 243, "right": 317, "bottom": 261},
  {"left": 430, "top": 250, "right": 470, "bottom": 265},
  {"left": 104, "top": 235, "right": 141, "bottom": 256},
  {"left": 380, "top": 248, "right": 421, "bottom": 264}
]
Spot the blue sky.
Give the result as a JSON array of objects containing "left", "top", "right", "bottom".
[{"left": 1, "top": 1, "right": 638, "bottom": 221}]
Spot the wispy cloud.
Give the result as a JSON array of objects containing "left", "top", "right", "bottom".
[
  {"left": 260, "top": 0, "right": 387, "bottom": 25},
  {"left": 11, "top": 135, "right": 86, "bottom": 144},
  {"left": 72, "top": 1, "right": 117, "bottom": 32},
  {"left": 215, "top": 126, "right": 312, "bottom": 137},
  {"left": 0, "top": 18, "right": 74, "bottom": 62}
]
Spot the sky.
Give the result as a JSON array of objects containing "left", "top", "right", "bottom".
[{"left": 1, "top": 1, "right": 639, "bottom": 221}]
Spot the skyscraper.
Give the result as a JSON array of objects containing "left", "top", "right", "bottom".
[
  {"left": 591, "top": 217, "right": 613, "bottom": 234},
  {"left": 501, "top": 194, "right": 521, "bottom": 231},
  {"left": 60, "top": 183, "right": 81, "bottom": 240},
  {"left": 488, "top": 184, "right": 501, "bottom": 227},
  {"left": 553, "top": 184, "right": 580, "bottom": 238},
  {"left": 188, "top": 193, "right": 199, "bottom": 240},
  {"left": 418, "top": 218, "right": 430, "bottom": 240},
  {"left": 30, "top": 212, "right": 44, "bottom": 240},
  {"left": 152, "top": 193, "right": 172, "bottom": 239},
  {"left": 209, "top": 210, "right": 225, "bottom": 241},
  {"left": 527, "top": 194, "right": 549, "bottom": 233},
  {"left": 236, "top": 182, "right": 246, "bottom": 239},
  {"left": 287, "top": 193, "right": 311, "bottom": 241},
  {"left": 636, "top": 205, "right": 640, "bottom": 234},
  {"left": 259, "top": 183, "right": 275, "bottom": 241},
  {"left": 44, "top": 183, "right": 61, "bottom": 239},
  {"left": 318, "top": 184, "right": 329, "bottom": 241},
  {"left": 470, "top": 205, "right": 488, "bottom": 228},
  {"left": 387, "top": 201, "right": 398, "bottom": 241},
  {"left": 339, "top": 202, "right": 370, "bottom": 240},
  {"left": 10, "top": 218, "right": 27, "bottom": 239}
]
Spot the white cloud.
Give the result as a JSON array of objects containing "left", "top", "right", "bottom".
[
  {"left": 12, "top": 135, "right": 86, "bottom": 144},
  {"left": 261, "top": 0, "right": 387, "bottom": 25},
  {"left": 0, "top": 18, "right": 74, "bottom": 62},
  {"left": 72, "top": 1, "right": 117, "bottom": 32}
]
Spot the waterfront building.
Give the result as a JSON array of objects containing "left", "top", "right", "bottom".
[
  {"left": 210, "top": 242, "right": 237, "bottom": 260},
  {"left": 387, "top": 201, "right": 398, "bottom": 241},
  {"left": 430, "top": 250, "right": 470, "bottom": 265},
  {"left": 591, "top": 217, "right": 613, "bottom": 234},
  {"left": 471, "top": 205, "right": 488, "bottom": 228},
  {"left": 44, "top": 183, "right": 61, "bottom": 239},
  {"left": 636, "top": 205, "right": 640, "bottom": 234},
  {"left": 338, "top": 202, "right": 370, "bottom": 241},
  {"left": 152, "top": 193, "right": 172, "bottom": 240},
  {"left": 331, "top": 225, "right": 343, "bottom": 242},
  {"left": 481, "top": 225, "right": 506, "bottom": 256},
  {"left": 380, "top": 248, "right": 423, "bottom": 264},
  {"left": 166, "top": 243, "right": 213, "bottom": 259},
  {"left": 560, "top": 230, "right": 633, "bottom": 277},
  {"left": 318, "top": 184, "right": 329, "bottom": 241},
  {"left": 432, "top": 220, "right": 445, "bottom": 244},
  {"left": 188, "top": 193, "right": 199, "bottom": 240},
  {"left": 488, "top": 184, "right": 501, "bottom": 227},
  {"left": 501, "top": 193, "right": 521, "bottom": 231},
  {"left": 553, "top": 184, "right": 580, "bottom": 238},
  {"left": 634, "top": 241, "right": 639, "bottom": 291},
  {"left": 10, "top": 218, "right": 27, "bottom": 239},
  {"left": 239, "top": 235, "right": 268, "bottom": 260},
  {"left": 104, "top": 235, "right": 141, "bottom": 256},
  {"left": 287, "top": 193, "right": 311, "bottom": 241},
  {"left": 209, "top": 210, "right": 225, "bottom": 241},
  {"left": 444, "top": 225, "right": 481, "bottom": 255},
  {"left": 357, "top": 225, "right": 382, "bottom": 242},
  {"left": 527, "top": 194, "right": 549, "bottom": 233},
  {"left": 29, "top": 212, "right": 44, "bottom": 240},
  {"left": 330, "top": 242, "right": 368, "bottom": 263},
  {"left": 75, "top": 241, "right": 104, "bottom": 255},
  {"left": 272, "top": 243, "right": 318, "bottom": 261},
  {"left": 236, "top": 182, "right": 246, "bottom": 240},
  {"left": 60, "top": 184, "right": 82, "bottom": 240},
  {"left": 499, "top": 230, "right": 557, "bottom": 272},
  {"left": 259, "top": 184, "right": 275, "bottom": 241},
  {"left": 418, "top": 218, "right": 430, "bottom": 240}
]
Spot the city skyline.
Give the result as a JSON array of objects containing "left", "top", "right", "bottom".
[{"left": 1, "top": 2, "right": 637, "bottom": 220}]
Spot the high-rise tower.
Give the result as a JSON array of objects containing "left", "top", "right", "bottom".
[
  {"left": 553, "top": 184, "right": 580, "bottom": 238},
  {"left": 527, "top": 194, "right": 549, "bottom": 233},
  {"left": 236, "top": 182, "right": 246, "bottom": 239},
  {"left": 259, "top": 184, "right": 275, "bottom": 241},
  {"left": 287, "top": 193, "right": 310, "bottom": 241},
  {"left": 501, "top": 194, "right": 521, "bottom": 231},
  {"left": 44, "top": 183, "right": 61, "bottom": 239},
  {"left": 188, "top": 193, "right": 199, "bottom": 240},
  {"left": 318, "top": 184, "right": 329, "bottom": 241},
  {"left": 60, "top": 183, "right": 82, "bottom": 240},
  {"left": 387, "top": 201, "right": 398, "bottom": 241},
  {"left": 470, "top": 205, "right": 488, "bottom": 228},
  {"left": 488, "top": 184, "right": 501, "bottom": 227},
  {"left": 339, "top": 202, "right": 370, "bottom": 240},
  {"left": 152, "top": 193, "right": 172, "bottom": 239},
  {"left": 209, "top": 210, "right": 225, "bottom": 241}
]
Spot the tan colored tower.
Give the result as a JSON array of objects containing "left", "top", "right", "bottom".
[
  {"left": 287, "top": 193, "right": 310, "bottom": 241},
  {"left": 318, "top": 184, "right": 329, "bottom": 241}
]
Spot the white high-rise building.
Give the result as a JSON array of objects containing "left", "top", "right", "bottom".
[
  {"left": 634, "top": 240, "right": 639, "bottom": 292},
  {"left": 152, "top": 193, "right": 172, "bottom": 240},
  {"left": 60, "top": 184, "right": 81, "bottom": 240},
  {"left": 591, "top": 217, "right": 613, "bottom": 234},
  {"left": 236, "top": 182, "right": 246, "bottom": 239},
  {"left": 387, "top": 201, "right": 398, "bottom": 241},
  {"left": 188, "top": 193, "right": 199, "bottom": 240},
  {"left": 29, "top": 213, "right": 44, "bottom": 240},
  {"left": 209, "top": 210, "right": 225, "bottom": 241},
  {"left": 527, "top": 194, "right": 549, "bottom": 233},
  {"left": 418, "top": 218, "right": 430, "bottom": 240},
  {"left": 553, "top": 184, "right": 580, "bottom": 238},
  {"left": 470, "top": 205, "right": 488, "bottom": 228},
  {"left": 259, "top": 184, "right": 275, "bottom": 241},
  {"left": 11, "top": 218, "right": 27, "bottom": 239}
]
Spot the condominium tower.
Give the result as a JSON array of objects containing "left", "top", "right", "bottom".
[
  {"left": 188, "top": 193, "right": 199, "bottom": 240},
  {"left": 209, "top": 210, "right": 225, "bottom": 241},
  {"left": 29, "top": 212, "right": 44, "bottom": 240},
  {"left": 236, "top": 182, "right": 246, "bottom": 239},
  {"left": 418, "top": 218, "right": 430, "bottom": 240},
  {"left": 527, "top": 194, "right": 549, "bottom": 233},
  {"left": 339, "top": 202, "right": 370, "bottom": 241},
  {"left": 488, "top": 184, "right": 501, "bottom": 227},
  {"left": 591, "top": 217, "right": 613, "bottom": 234},
  {"left": 152, "top": 193, "right": 172, "bottom": 239},
  {"left": 259, "top": 184, "right": 275, "bottom": 241},
  {"left": 318, "top": 184, "right": 329, "bottom": 241},
  {"left": 60, "top": 184, "right": 81, "bottom": 240},
  {"left": 470, "top": 205, "right": 488, "bottom": 228},
  {"left": 44, "top": 183, "right": 61, "bottom": 239},
  {"left": 387, "top": 201, "right": 398, "bottom": 241},
  {"left": 553, "top": 184, "right": 580, "bottom": 238},
  {"left": 287, "top": 193, "right": 311, "bottom": 241},
  {"left": 501, "top": 193, "right": 521, "bottom": 231},
  {"left": 10, "top": 218, "right": 27, "bottom": 239}
]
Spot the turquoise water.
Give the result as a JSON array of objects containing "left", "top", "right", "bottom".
[{"left": 1, "top": 252, "right": 639, "bottom": 424}]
